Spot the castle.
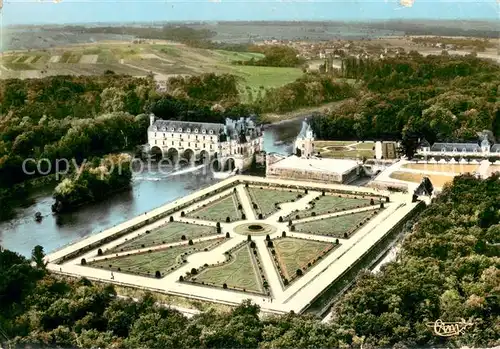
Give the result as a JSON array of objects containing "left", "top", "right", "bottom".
[{"left": 147, "top": 114, "right": 264, "bottom": 172}]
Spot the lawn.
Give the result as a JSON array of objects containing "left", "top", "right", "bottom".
[
  {"left": 285, "top": 194, "right": 373, "bottom": 220},
  {"left": 108, "top": 222, "right": 217, "bottom": 254},
  {"left": 89, "top": 239, "right": 219, "bottom": 278},
  {"left": 186, "top": 193, "right": 242, "bottom": 222},
  {"left": 272, "top": 237, "right": 337, "bottom": 281},
  {"left": 294, "top": 210, "right": 378, "bottom": 238},
  {"left": 389, "top": 171, "right": 455, "bottom": 188},
  {"left": 401, "top": 163, "right": 479, "bottom": 173},
  {"left": 191, "top": 244, "right": 264, "bottom": 293},
  {"left": 246, "top": 187, "right": 298, "bottom": 218}
]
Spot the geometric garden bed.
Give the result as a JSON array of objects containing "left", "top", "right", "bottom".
[{"left": 268, "top": 237, "right": 339, "bottom": 288}]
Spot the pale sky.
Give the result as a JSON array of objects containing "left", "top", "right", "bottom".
[{"left": 2, "top": 0, "right": 499, "bottom": 25}]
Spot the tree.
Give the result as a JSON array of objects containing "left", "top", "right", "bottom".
[{"left": 31, "top": 245, "right": 47, "bottom": 269}]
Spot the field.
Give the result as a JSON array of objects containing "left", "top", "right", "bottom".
[
  {"left": 245, "top": 187, "right": 299, "bottom": 218},
  {"left": 89, "top": 239, "right": 218, "bottom": 278},
  {"left": 190, "top": 243, "right": 264, "bottom": 294},
  {"left": 271, "top": 237, "right": 337, "bottom": 282},
  {"left": 187, "top": 193, "right": 242, "bottom": 222},
  {"left": 286, "top": 194, "right": 373, "bottom": 220},
  {"left": 294, "top": 210, "right": 377, "bottom": 238},
  {"left": 0, "top": 43, "right": 303, "bottom": 99},
  {"left": 389, "top": 171, "right": 455, "bottom": 187},
  {"left": 108, "top": 222, "right": 217, "bottom": 254},
  {"left": 401, "top": 163, "right": 479, "bottom": 173}
]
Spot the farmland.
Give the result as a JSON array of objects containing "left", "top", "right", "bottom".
[{"left": 0, "top": 42, "right": 303, "bottom": 98}]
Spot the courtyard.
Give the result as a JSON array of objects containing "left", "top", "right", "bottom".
[{"left": 45, "top": 175, "right": 419, "bottom": 316}]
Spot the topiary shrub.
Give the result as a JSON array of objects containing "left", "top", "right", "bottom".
[
  {"left": 145, "top": 230, "right": 150, "bottom": 234},
  {"left": 370, "top": 198, "right": 375, "bottom": 205},
  {"left": 250, "top": 241, "right": 256, "bottom": 249},
  {"left": 204, "top": 263, "right": 208, "bottom": 267},
  {"left": 284, "top": 279, "right": 289, "bottom": 286},
  {"left": 278, "top": 216, "right": 283, "bottom": 222},
  {"left": 247, "top": 234, "right": 252, "bottom": 241},
  {"left": 267, "top": 240, "right": 273, "bottom": 248},
  {"left": 322, "top": 191, "right": 325, "bottom": 196},
  {"left": 216, "top": 222, "right": 221, "bottom": 228},
  {"left": 191, "top": 268, "right": 198, "bottom": 275},
  {"left": 282, "top": 231, "right": 286, "bottom": 237},
  {"left": 305, "top": 189, "right": 308, "bottom": 194},
  {"left": 181, "top": 235, "right": 186, "bottom": 240},
  {"left": 241, "top": 213, "right": 246, "bottom": 220},
  {"left": 271, "top": 249, "right": 276, "bottom": 255},
  {"left": 343, "top": 232, "right": 348, "bottom": 238},
  {"left": 97, "top": 248, "right": 103, "bottom": 256},
  {"left": 188, "top": 239, "right": 194, "bottom": 245},
  {"left": 288, "top": 220, "right": 293, "bottom": 226},
  {"left": 290, "top": 225, "right": 296, "bottom": 232},
  {"left": 81, "top": 258, "right": 87, "bottom": 265},
  {"left": 141, "top": 244, "right": 145, "bottom": 248},
  {"left": 225, "top": 232, "right": 230, "bottom": 238},
  {"left": 169, "top": 216, "right": 174, "bottom": 222},
  {"left": 238, "top": 204, "right": 242, "bottom": 210},
  {"left": 216, "top": 226, "right": 222, "bottom": 234},
  {"left": 386, "top": 197, "right": 390, "bottom": 203},
  {"left": 297, "top": 194, "right": 302, "bottom": 199},
  {"left": 336, "top": 238, "right": 339, "bottom": 244},
  {"left": 245, "top": 183, "right": 249, "bottom": 187},
  {"left": 226, "top": 216, "right": 231, "bottom": 223},
  {"left": 179, "top": 275, "right": 184, "bottom": 282},
  {"left": 265, "top": 234, "right": 270, "bottom": 241},
  {"left": 155, "top": 270, "right": 161, "bottom": 278},
  {"left": 296, "top": 215, "right": 300, "bottom": 219},
  {"left": 258, "top": 213, "right": 263, "bottom": 219},
  {"left": 380, "top": 202, "right": 384, "bottom": 209},
  {"left": 223, "top": 283, "right": 228, "bottom": 289}
]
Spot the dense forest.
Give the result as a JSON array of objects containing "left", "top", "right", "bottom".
[
  {"left": 52, "top": 153, "right": 133, "bottom": 213},
  {"left": 311, "top": 53, "right": 500, "bottom": 153},
  {"left": 1, "top": 175, "right": 499, "bottom": 348}
]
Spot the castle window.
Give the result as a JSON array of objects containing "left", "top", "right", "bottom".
[
  {"left": 172, "top": 141, "right": 174, "bottom": 146},
  {"left": 154, "top": 132, "right": 157, "bottom": 137},
  {"left": 453, "top": 148, "right": 457, "bottom": 153},
  {"left": 179, "top": 142, "right": 181, "bottom": 146},
  {"left": 209, "top": 130, "right": 213, "bottom": 135},
  {"left": 194, "top": 129, "right": 199, "bottom": 133},
  {"left": 186, "top": 128, "right": 191, "bottom": 133},
  {"left": 163, "top": 133, "right": 165, "bottom": 138},
  {"left": 170, "top": 127, "right": 174, "bottom": 132},
  {"left": 178, "top": 128, "right": 182, "bottom": 132},
  {"left": 188, "top": 142, "right": 190, "bottom": 147},
  {"left": 153, "top": 126, "right": 157, "bottom": 131},
  {"left": 154, "top": 140, "right": 157, "bottom": 145},
  {"left": 202, "top": 129, "right": 206, "bottom": 134}
]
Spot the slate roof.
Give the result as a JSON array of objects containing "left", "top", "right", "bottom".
[
  {"left": 297, "top": 118, "right": 313, "bottom": 139},
  {"left": 491, "top": 144, "right": 500, "bottom": 153},
  {"left": 419, "top": 138, "right": 430, "bottom": 148},
  {"left": 430, "top": 142, "right": 481, "bottom": 153},
  {"left": 149, "top": 120, "right": 224, "bottom": 134}
]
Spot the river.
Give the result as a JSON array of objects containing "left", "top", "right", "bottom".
[{"left": 0, "top": 122, "right": 301, "bottom": 257}]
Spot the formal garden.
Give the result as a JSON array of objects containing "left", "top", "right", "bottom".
[
  {"left": 86, "top": 238, "right": 224, "bottom": 278},
  {"left": 293, "top": 209, "right": 381, "bottom": 238},
  {"left": 268, "top": 236, "right": 339, "bottom": 287},
  {"left": 107, "top": 222, "right": 218, "bottom": 254},
  {"left": 186, "top": 191, "right": 244, "bottom": 222},
  {"left": 184, "top": 241, "right": 269, "bottom": 295},
  {"left": 283, "top": 193, "right": 375, "bottom": 220},
  {"left": 245, "top": 185, "right": 300, "bottom": 218}
]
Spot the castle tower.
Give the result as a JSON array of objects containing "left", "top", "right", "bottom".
[
  {"left": 294, "top": 118, "right": 315, "bottom": 158},
  {"left": 149, "top": 113, "right": 155, "bottom": 127},
  {"left": 481, "top": 137, "right": 490, "bottom": 154}
]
